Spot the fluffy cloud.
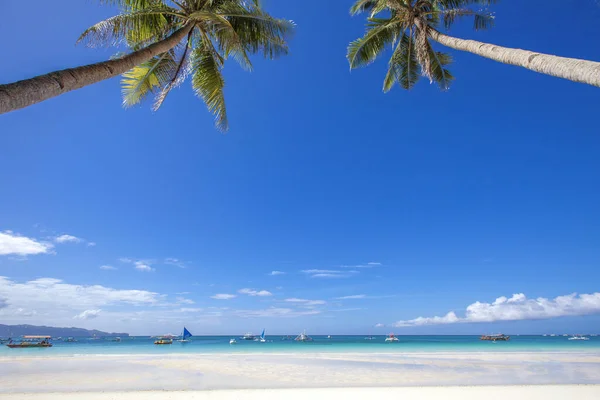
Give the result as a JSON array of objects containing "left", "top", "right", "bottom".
[
  {"left": 120, "top": 258, "right": 155, "bottom": 272},
  {"left": 336, "top": 294, "right": 367, "bottom": 300},
  {"left": 211, "top": 294, "right": 237, "bottom": 300},
  {"left": 100, "top": 265, "right": 117, "bottom": 271},
  {"left": 135, "top": 263, "right": 154, "bottom": 272},
  {"left": 74, "top": 309, "right": 101, "bottom": 320},
  {"left": 0, "top": 297, "right": 8, "bottom": 309},
  {"left": 269, "top": 271, "right": 285, "bottom": 276},
  {"left": 284, "top": 298, "right": 326, "bottom": 306},
  {"left": 238, "top": 288, "right": 273, "bottom": 297},
  {"left": 374, "top": 323, "right": 385, "bottom": 328},
  {"left": 301, "top": 269, "right": 359, "bottom": 278},
  {"left": 0, "top": 231, "right": 53, "bottom": 256},
  {"left": 393, "top": 292, "right": 600, "bottom": 327},
  {"left": 54, "top": 234, "right": 83, "bottom": 244},
  {"left": 176, "top": 297, "right": 195, "bottom": 305}
]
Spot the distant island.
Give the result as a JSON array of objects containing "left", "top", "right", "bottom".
[{"left": 0, "top": 324, "right": 129, "bottom": 338}]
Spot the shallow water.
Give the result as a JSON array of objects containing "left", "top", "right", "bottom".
[{"left": 2, "top": 335, "right": 599, "bottom": 357}]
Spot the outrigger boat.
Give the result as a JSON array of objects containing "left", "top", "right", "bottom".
[
  {"left": 154, "top": 335, "right": 173, "bottom": 345},
  {"left": 6, "top": 336, "right": 52, "bottom": 348},
  {"left": 480, "top": 334, "right": 510, "bottom": 342},
  {"left": 294, "top": 330, "right": 313, "bottom": 342},
  {"left": 177, "top": 327, "right": 193, "bottom": 343},
  {"left": 385, "top": 333, "right": 399, "bottom": 342}
]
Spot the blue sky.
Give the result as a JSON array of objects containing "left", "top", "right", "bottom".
[{"left": 0, "top": 0, "right": 600, "bottom": 335}]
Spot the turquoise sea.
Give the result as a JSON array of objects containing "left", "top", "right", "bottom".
[{"left": 2, "top": 335, "right": 600, "bottom": 356}]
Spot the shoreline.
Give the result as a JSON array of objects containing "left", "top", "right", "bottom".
[{"left": 2, "top": 386, "right": 600, "bottom": 400}]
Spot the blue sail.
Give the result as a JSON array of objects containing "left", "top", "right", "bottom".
[
  {"left": 183, "top": 327, "right": 193, "bottom": 339},
  {"left": 260, "top": 329, "right": 265, "bottom": 340}
]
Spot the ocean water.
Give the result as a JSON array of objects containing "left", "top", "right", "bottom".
[{"left": 2, "top": 335, "right": 600, "bottom": 356}]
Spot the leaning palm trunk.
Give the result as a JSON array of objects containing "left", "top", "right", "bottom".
[
  {"left": 0, "top": 24, "right": 193, "bottom": 114},
  {"left": 428, "top": 29, "right": 600, "bottom": 88}
]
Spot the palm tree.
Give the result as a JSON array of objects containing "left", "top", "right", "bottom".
[
  {"left": 0, "top": 0, "right": 293, "bottom": 130},
  {"left": 347, "top": 0, "right": 600, "bottom": 91}
]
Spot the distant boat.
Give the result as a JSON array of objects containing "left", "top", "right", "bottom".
[
  {"left": 385, "top": 333, "right": 399, "bottom": 342},
  {"left": 550, "top": 334, "right": 557, "bottom": 337},
  {"left": 281, "top": 335, "right": 293, "bottom": 341},
  {"left": 563, "top": 334, "right": 569, "bottom": 337},
  {"left": 64, "top": 337, "right": 77, "bottom": 342},
  {"left": 327, "top": 335, "right": 332, "bottom": 339},
  {"left": 229, "top": 338, "right": 237, "bottom": 344},
  {"left": 364, "top": 336, "right": 376, "bottom": 340},
  {"left": 568, "top": 335, "right": 589, "bottom": 341},
  {"left": 542, "top": 334, "right": 548, "bottom": 337},
  {"left": 7, "top": 336, "right": 52, "bottom": 348},
  {"left": 111, "top": 337, "right": 121, "bottom": 342},
  {"left": 241, "top": 332, "right": 256, "bottom": 341},
  {"left": 154, "top": 336, "right": 173, "bottom": 345},
  {"left": 177, "top": 327, "right": 193, "bottom": 343},
  {"left": 295, "top": 330, "right": 313, "bottom": 342},
  {"left": 480, "top": 334, "right": 510, "bottom": 342},
  {"left": 254, "top": 329, "right": 267, "bottom": 343}
]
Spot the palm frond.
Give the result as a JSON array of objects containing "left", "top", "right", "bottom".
[
  {"left": 348, "top": 19, "right": 402, "bottom": 69},
  {"left": 121, "top": 51, "right": 178, "bottom": 107},
  {"left": 384, "top": 33, "right": 420, "bottom": 91},
  {"left": 77, "top": 7, "right": 183, "bottom": 47},
  {"left": 190, "top": 45, "right": 228, "bottom": 131}
]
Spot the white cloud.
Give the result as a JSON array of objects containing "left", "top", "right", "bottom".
[
  {"left": 284, "top": 298, "right": 326, "bottom": 306},
  {"left": 165, "top": 258, "right": 187, "bottom": 268},
  {"left": 392, "top": 292, "right": 600, "bottom": 327},
  {"left": 0, "top": 297, "right": 8, "bottom": 309},
  {"left": 269, "top": 271, "right": 285, "bottom": 276},
  {"left": 234, "top": 307, "right": 321, "bottom": 318},
  {"left": 100, "top": 265, "right": 117, "bottom": 271},
  {"left": 176, "top": 297, "right": 195, "bottom": 305},
  {"left": 238, "top": 288, "right": 273, "bottom": 297},
  {"left": 301, "top": 269, "right": 358, "bottom": 278},
  {"left": 120, "top": 258, "right": 155, "bottom": 272},
  {"left": 74, "top": 309, "right": 102, "bottom": 320},
  {"left": 135, "top": 263, "right": 154, "bottom": 272},
  {"left": 54, "top": 234, "right": 83, "bottom": 244},
  {"left": 211, "top": 294, "right": 237, "bottom": 300},
  {"left": 335, "top": 294, "right": 367, "bottom": 300},
  {"left": 87, "top": 242, "right": 97, "bottom": 247},
  {"left": 0, "top": 231, "right": 53, "bottom": 256},
  {"left": 340, "top": 262, "right": 382, "bottom": 269},
  {"left": 374, "top": 323, "right": 385, "bottom": 328},
  {"left": 177, "top": 308, "right": 203, "bottom": 313}
]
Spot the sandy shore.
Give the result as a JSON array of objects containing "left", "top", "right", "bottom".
[
  {"left": 2, "top": 386, "right": 600, "bottom": 400},
  {"left": 1, "top": 352, "right": 600, "bottom": 393}
]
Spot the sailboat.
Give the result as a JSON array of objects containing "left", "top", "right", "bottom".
[
  {"left": 177, "top": 327, "right": 193, "bottom": 343},
  {"left": 255, "top": 329, "right": 266, "bottom": 343}
]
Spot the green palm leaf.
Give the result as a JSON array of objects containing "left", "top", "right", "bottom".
[{"left": 190, "top": 45, "right": 228, "bottom": 131}]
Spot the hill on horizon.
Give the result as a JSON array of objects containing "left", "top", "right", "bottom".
[{"left": 0, "top": 324, "right": 129, "bottom": 338}]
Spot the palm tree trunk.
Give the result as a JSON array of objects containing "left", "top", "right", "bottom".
[
  {"left": 428, "top": 29, "right": 600, "bottom": 88},
  {"left": 0, "top": 23, "right": 194, "bottom": 114}
]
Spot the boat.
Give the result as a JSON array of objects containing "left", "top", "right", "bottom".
[
  {"left": 563, "top": 334, "right": 569, "bottom": 337},
  {"left": 550, "top": 334, "right": 556, "bottom": 337},
  {"left": 254, "top": 329, "right": 266, "bottom": 343},
  {"left": 177, "top": 327, "right": 193, "bottom": 343},
  {"left": 542, "top": 334, "right": 548, "bottom": 337},
  {"left": 240, "top": 332, "right": 256, "bottom": 341},
  {"left": 64, "top": 337, "right": 77, "bottom": 342},
  {"left": 281, "top": 335, "right": 293, "bottom": 341},
  {"left": 294, "top": 330, "right": 313, "bottom": 342},
  {"left": 568, "top": 335, "right": 590, "bottom": 341},
  {"left": 154, "top": 336, "right": 173, "bottom": 345},
  {"left": 385, "top": 333, "right": 399, "bottom": 342},
  {"left": 6, "top": 336, "right": 52, "bottom": 348},
  {"left": 111, "top": 337, "right": 121, "bottom": 342},
  {"left": 364, "top": 336, "right": 376, "bottom": 340},
  {"left": 229, "top": 338, "right": 237, "bottom": 344},
  {"left": 480, "top": 334, "right": 510, "bottom": 342},
  {"left": 327, "top": 335, "right": 332, "bottom": 339}
]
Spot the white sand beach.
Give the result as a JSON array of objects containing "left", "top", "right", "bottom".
[
  {"left": 1, "top": 386, "right": 600, "bottom": 400},
  {"left": 1, "top": 351, "right": 600, "bottom": 394}
]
